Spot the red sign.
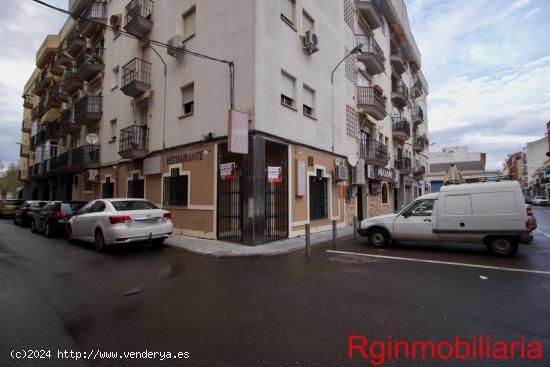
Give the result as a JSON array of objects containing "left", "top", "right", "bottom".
[
  {"left": 220, "top": 162, "right": 237, "bottom": 180},
  {"left": 268, "top": 166, "right": 283, "bottom": 183}
]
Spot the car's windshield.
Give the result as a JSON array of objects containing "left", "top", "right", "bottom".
[{"left": 110, "top": 200, "right": 159, "bottom": 211}]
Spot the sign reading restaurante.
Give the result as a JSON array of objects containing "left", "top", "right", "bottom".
[{"left": 166, "top": 151, "right": 205, "bottom": 165}]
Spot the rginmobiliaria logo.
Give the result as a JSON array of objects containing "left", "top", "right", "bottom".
[{"left": 348, "top": 335, "right": 543, "bottom": 366}]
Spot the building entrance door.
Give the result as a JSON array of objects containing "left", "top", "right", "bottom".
[
  {"left": 217, "top": 143, "right": 244, "bottom": 243},
  {"left": 309, "top": 176, "right": 328, "bottom": 221},
  {"left": 357, "top": 186, "right": 364, "bottom": 221}
]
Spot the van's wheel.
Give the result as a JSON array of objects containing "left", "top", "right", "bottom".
[
  {"left": 368, "top": 228, "right": 389, "bottom": 248},
  {"left": 95, "top": 229, "right": 106, "bottom": 252},
  {"left": 152, "top": 238, "right": 165, "bottom": 247},
  {"left": 488, "top": 237, "right": 518, "bottom": 257}
]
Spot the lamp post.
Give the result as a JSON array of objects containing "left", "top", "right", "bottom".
[{"left": 330, "top": 44, "right": 363, "bottom": 153}]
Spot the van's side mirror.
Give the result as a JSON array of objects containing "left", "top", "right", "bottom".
[{"left": 402, "top": 211, "right": 411, "bottom": 219}]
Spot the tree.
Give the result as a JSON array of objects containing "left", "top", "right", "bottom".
[{"left": 0, "top": 161, "right": 20, "bottom": 198}]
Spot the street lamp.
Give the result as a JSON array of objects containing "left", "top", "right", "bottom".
[{"left": 331, "top": 44, "right": 364, "bottom": 153}]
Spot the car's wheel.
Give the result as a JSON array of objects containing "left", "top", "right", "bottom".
[
  {"left": 44, "top": 223, "right": 53, "bottom": 238},
  {"left": 368, "top": 228, "right": 389, "bottom": 248},
  {"left": 66, "top": 225, "right": 74, "bottom": 243},
  {"left": 30, "top": 220, "right": 38, "bottom": 234},
  {"left": 95, "top": 229, "right": 106, "bottom": 252},
  {"left": 488, "top": 237, "right": 518, "bottom": 257},
  {"left": 152, "top": 238, "right": 165, "bottom": 247}
]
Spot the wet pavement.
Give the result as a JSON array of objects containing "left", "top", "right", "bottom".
[{"left": 1, "top": 212, "right": 550, "bottom": 366}]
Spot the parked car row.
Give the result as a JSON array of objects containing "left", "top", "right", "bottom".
[{"left": 6, "top": 198, "right": 172, "bottom": 252}]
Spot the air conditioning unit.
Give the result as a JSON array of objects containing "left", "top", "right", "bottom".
[
  {"left": 167, "top": 35, "right": 184, "bottom": 58},
  {"left": 302, "top": 31, "right": 319, "bottom": 55},
  {"left": 110, "top": 14, "right": 122, "bottom": 29},
  {"left": 334, "top": 164, "right": 348, "bottom": 181},
  {"left": 85, "top": 169, "right": 99, "bottom": 182}
]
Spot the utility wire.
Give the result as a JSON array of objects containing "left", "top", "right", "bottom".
[{"left": 30, "top": 0, "right": 235, "bottom": 109}]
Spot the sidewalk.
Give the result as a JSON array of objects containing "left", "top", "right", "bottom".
[{"left": 166, "top": 226, "right": 355, "bottom": 257}]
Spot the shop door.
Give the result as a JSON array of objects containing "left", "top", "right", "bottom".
[
  {"left": 217, "top": 167, "right": 243, "bottom": 243},
  {"left": 309, "top": 176, "right": 328, "bottom": 221},
  {"left": 265, "top": 142, "right": 288, "bottom": 243}
]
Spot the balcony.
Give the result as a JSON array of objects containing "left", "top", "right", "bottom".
[
  {"left": 59, "top": 108, "right": 79, "bottom": 134},
  {"left": 53, "top": 48, "right": 73, "bottom": 69},
  {"left": 20, "top": 144, "right": 30, "bottom": 158},
  {"left": 355, "top": 34, "right": 385, "bottom": 75},
  {"left": 359, "top": 138, "right": 390, "bottom": 166},
  {"left": 22, "top": 118, "right": 32, "bottom": 133},
  {"left": 47, "top": 120, "right": 63, "bottom": 139},
  {"left": 390, "top": 42, "right": 406, "bottom": 75},
  {"left": 411, "top": 76, "right": 423, "bottom": 99},
  {"left": 35, "top": 67, "right": 53, "bottom": 95},
  {"left": 413, "top": 135, "right": 426, "bottom": 152},
  {"left": 37, "top": 99, "right": 49, "bottom": 119},
  {"left": 80, "top": 2, "right": 108, "bottom": 37},
  {"left": 63, "top": 67, "right": 84, "bottom": 94},
  {"left": 395, "top": 157, "right": 412, "bottom": 175},
  {"left": 69, "top": 0, "right": 94, "bottom": 18},
  {"left": 36, "top": 35, "right": 59, "bottom": 69},
  {"left": 32, "top": 106, "right": 39, "bottom": 121},
  {"left": 411, "top": 105, "right": 424, "bottom": 125},
  {"left": 119, "top": 125, "right": 149, "bottom": 159},
  {"left": 37, "top": 162, "right": 47, "bottom": 177},
  {"left": 355, "top": 0, "right": 383, "bottom": 30},
  {"left": 28, "top": 165, "right": 35, "bottom": 179},
  {"left": 68, "top": 144, "right": 100, "bottom": 172},
  {"left": 49, "top": 83, "right": 68, "bottom": 105},
  {"left": 54, "top": 151, "right": 70, "bottom": 172},
  {"left": 30, "top": 136, "right": 36, "bottom": 149},
  {"left": 356, "top": 86, "right": 386, "bottom": 121},
  {"left": 124, "top": 0, "right": 154, "bottom": 37},
  {"left": 391, "top": 115, "right": 411, "bottom": 141},
  {"left": 66, "top": 26, "right": 86, "bottom": 57},
  {"left": 74, "top": 95, "right": 103, "bottom": 125},
  {"left": 413, "top": 164, "right": 426, "bottom": 178},
  {"left": 76, "top": 48, "right": 105, "bottom": 81},
  {"left": 391, "top": 79, "right": 409, "bottom": 109},
  {"left": 23, "top": 94, "right": 34, "bottom": 109},
  {"left": 35, "top": 129, "right": 48, "bottom": 145},
  {"left": 121, "top": 58, "right": 152, "bottom": 97}
]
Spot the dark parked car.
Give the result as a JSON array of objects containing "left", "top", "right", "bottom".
[
  {"left": 14, "top": 201, "right": 48, "bottom": 226},
  {"left": 0, "top": 199, "right": 23, "bottom": 218},
  {"left": 31, "top": 201, "right": 87, "bottom": 237},
  {"left": 524, "top": 195, "right": 533, "bottom": 204}
]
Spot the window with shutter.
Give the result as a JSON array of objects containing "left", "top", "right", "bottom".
[
  {"left": 183, "top": 7, "right": 196, "bottom": 40},
  {"left": 281, "top": 0, "right": 296, "bottom": 25},
  {"left": 281, "top": 71, "right": 296, "bottom": 108},
  {"left": 303, "top": 85, "right": 315, "bottom": 117}
]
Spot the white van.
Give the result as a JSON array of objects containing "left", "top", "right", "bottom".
[{"left": 357, "top": 181, "right": 530, "bottom": 256}]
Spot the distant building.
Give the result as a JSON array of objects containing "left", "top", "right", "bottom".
[
  {"left": 426, "top": 146, "right": 500, "bottom": 192},
  {"left": 525, "top": 137, "right": 546, "bottom": 194}
]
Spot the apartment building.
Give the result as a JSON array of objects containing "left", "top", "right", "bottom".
[{"left": 19, "top": 0, "right": 428, "bottom": 245}]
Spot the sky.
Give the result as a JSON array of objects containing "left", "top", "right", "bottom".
[{"left": 0, "top": 0, "right": 549, "bottom": 171}]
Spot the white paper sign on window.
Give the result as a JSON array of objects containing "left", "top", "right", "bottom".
[
  {"left": 268, "top": 166, "right": 283, "bottom": 183},
  {"left": 228, "top": 110, "right": 249, "bottom": 154},
  {"left": 220, "top": 162, "right": 237, "bottom": 180}
]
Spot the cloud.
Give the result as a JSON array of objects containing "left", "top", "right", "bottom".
[
  {"left": 407, "top": 0, "right": 550, "bottom": 170},
  {"left": 0, "top": 0, "right": 66, "bottom": 164}
]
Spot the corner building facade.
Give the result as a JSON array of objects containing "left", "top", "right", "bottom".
[{"left": 19, "top": 0, "right": 428, "bottom": 245}]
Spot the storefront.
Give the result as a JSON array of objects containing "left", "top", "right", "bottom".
[{"left": 365, "top": 165, "right": 399, "bottom": 218}]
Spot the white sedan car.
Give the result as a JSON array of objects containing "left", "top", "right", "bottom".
[{"left": 66, "top": 199, "right": 172, "bottom": 252}]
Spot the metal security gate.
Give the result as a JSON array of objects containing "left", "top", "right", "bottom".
[
  {"left": 309, "top": 176, "right": 328, "bottom": 220},
  {"left": 265, "top": 167, "right": 288, "bottom": 242},
  {"left": 217, "top": 168, "right": 243, "bottom": 242}
]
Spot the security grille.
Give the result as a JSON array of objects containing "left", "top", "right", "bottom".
[{"left": 346, "top": 105, "right": 358, "bottom": 138}]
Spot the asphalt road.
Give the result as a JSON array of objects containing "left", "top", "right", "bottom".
[{"left": 1, "top": 210, "right": 550, "bottom": 367}]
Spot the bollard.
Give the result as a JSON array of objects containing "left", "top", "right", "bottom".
[
  {"left": 353, "top": 216, "right": 357, "bottom": 240},
  {"left": 332, "top": 219, "right": 337, "bottom": 248},
  {"left": 305, "top": 223, "right": 311, "bottom": 257}
]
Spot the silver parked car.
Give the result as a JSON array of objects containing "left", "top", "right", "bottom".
[{"left": 66, "top": 199, "right": 173, "bottom": 252}]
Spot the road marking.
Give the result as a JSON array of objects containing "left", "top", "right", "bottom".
[
  {"left": 535, "top": 229, "right": 550, "bottom": 239},
  {"left": 326, "top": 250, "right": 550, "bottom": 276}
]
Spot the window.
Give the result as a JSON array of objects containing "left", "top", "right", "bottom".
[
  {"left": 182, "top": 6, "right": 196, "bottom": 41},
  {"left": 84, "top": 178, "right": 94, "bottom": 192},
  {"left": 281, "top": 0, "right": 295, "bottom": 26},
  {"left": 181, "top": 83, "right": 194, "bottom": 116},
  {"left": 102, "top": 177, "right": 114, "bottom": 199},
  {"left": 302, "top": 10, "right": 314, "bottom": 35},
  {"left": 344, "top": 0, "right": 355, "bottom": 30},
  {"left": 111, "top": 200, "right": 158, "bottom": 211},
  {"left": 110, "top": 119, "right": 117, "bottom": 142},
  {"left": 111, "top": 65, "right": 119, "bottom": 90},
  {"left": 381, "top": 183, "right": 388, "bottom": 204},
  {"left": 346, "top": 105, "right": 358, "bottom": 138},
  {"left": 303, "top": 85, "right": 315, "bottom": 117},
  {"left": 163, "top": 168, "right": 189, "bottom": 206},
  {"left": 281, "top": 71, "right": 296, "bottom": 108},
  {"left": 90, "top": 201, "right": 106, "bottom": 213},
  {"left": 127, "top": 173, "right": 145, "bottom": 198},
  {"left": 409, "top": 200, "right": 435, "bottom": 216}
]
